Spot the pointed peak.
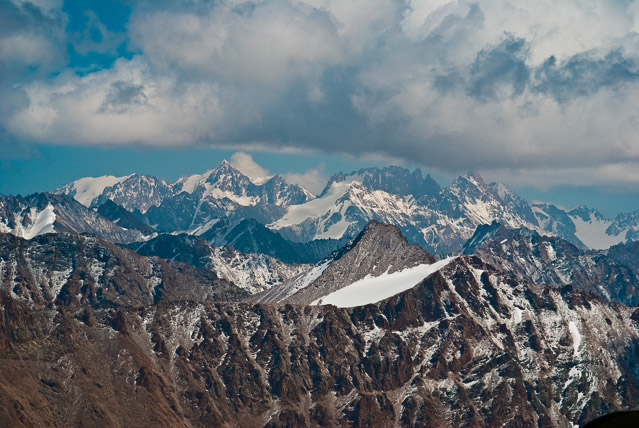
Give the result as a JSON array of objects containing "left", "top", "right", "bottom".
[
  {"left": 463, "top": 171, "right": 486, "bottom": 185},
  {"left": 338, "top": 220, "right": 435, "bottom": 262}
]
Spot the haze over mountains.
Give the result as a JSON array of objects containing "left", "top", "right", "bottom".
[{"left": 1, "top": 160, "right": 639, "bottom": 427}]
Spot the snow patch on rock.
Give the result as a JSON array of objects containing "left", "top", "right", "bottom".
[{"left": 313, "top": 257, "right": 456, "bottom": 307}]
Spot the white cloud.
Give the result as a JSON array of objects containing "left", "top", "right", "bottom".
[
  {"left": 7, "top": 58, "right": 230, "bottom": 145},
  {"left": 230, "top": 152, "right": 271, "bottom": 182},
  {"left": 284, "top": 164, "right": 328, "bottom": 195},
  {"left": 5, "top": 0, "right": 639, "bottom": 190},
  {"left": 0, "top": 34, "right": 60, "bottom": 69},
  {"left": 130, "top": 2, "right": 344, "bottom": 86}
]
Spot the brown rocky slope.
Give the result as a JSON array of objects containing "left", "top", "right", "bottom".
[{"left": 1, "top": 243, "right": 638, "bottom": 427}]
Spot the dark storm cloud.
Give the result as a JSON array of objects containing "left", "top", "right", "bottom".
[
  {"left": 437, "top": 36, "right": 639, "bottom": 104},
  {"left": 99, "top": 80, "right": 147, "bottom": 113},
  {"left": 534, "top": 50, "right": 639, "bottom": 102},
  {"left": 467, "top": 36, "right": 530, "bottom": 100},
  {"left": 4, "top": 0, "right": 639, "bottom": 186}
]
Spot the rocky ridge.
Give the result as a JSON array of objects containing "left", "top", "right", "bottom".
[
  {"left": 0, "top": 193, "right": 148, "bottom": 244},
  {"left": 49, "top": 161, "right": 639, "bottom": 255},
  {"left": 463, "top": 222, "right": 639, "bottom": 306},
  {"left": 254, "top": 221, "right": 437, "bottom": 305},
  {"left": 127, "top": 233, "right": 311, "bottom": 295},
  {"left": 0, "top": 252, "right": 638, "bottom": 427},
  {"left": 0, "top": 232, "right": 247, "bottom": 309}
]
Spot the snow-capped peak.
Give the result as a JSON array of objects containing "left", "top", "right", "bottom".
[
  {"left": 56, "top": 174, "right": 133, "bottom": 207},
  {"left": 174, "top": 169, "right": 216, "bottom": 194}
]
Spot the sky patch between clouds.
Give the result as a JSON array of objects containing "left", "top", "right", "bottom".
[{"left": 2, "top": 0, "right": 639, "bottom": 189}]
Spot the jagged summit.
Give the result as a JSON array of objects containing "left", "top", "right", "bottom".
[
  {"left": 256, "top": 220, "right": 438, "bottom": 305},
  {"left": 462, "top": 222, "right": 639, "bottom": 305},
  {"left": 321, "top": 165, "right": 440, "bottom": 198},
  {"left": 569, "top": 205, "right": 608, "bottom": 222},
  {"left": 46, "top": 162, "right": 639, "bottom": 253}
]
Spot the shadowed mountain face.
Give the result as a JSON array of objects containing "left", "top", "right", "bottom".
[
  {"left": 96, "top": 200, "right": 157, "bottom": 236},
  {"left": 125, "top": 233, "right": 311, "bottom": 295},
  {"left": 463, "top": 222, "right": 639, "bottom": 306},
  {"left": 1, "top": 247, "right": 638, "bottom": 427},
  {"left": 608, "top": 240, "right": 639, "bottom": 275},
  {"left": 199, "top": 218, "right": 348, "bottom": 264}
]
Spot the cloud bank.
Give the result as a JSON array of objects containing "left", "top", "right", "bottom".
[{"left": 3, "top": 0, "right": 639, "bottom": 187}]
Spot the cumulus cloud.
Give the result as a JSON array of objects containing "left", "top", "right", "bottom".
[
  {"left": 230, "top": 152, "right": 271, "bottom": 182},
  {"left": 229, "top": 151, "right": 327, "bottom": 193},
  {"left": 285, "top": 165, "right": 328, "bottom": 195},
  {"left": 4, "top": 0, "right": 639, "bottom": 189}
]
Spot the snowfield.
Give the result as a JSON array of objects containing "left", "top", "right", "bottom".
[
  {"left": 569, "top": 213, "right": 624, "bottom": 250},
  {"left": 313, "top": 256, "right": 457, "bottom": 307},
  {"left": 67, "top": 174, "right": 133, "bottom": 207}
]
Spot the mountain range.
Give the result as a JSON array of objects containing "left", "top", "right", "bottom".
[
  {"left": 1, "top": 160, "right": 639, "bottom": 426},
  {"left": 1, "top": 221, "right": 638, "bottom": 426},
  {"left": 46, "top": 160, "right": 639, "bottom": 255}
]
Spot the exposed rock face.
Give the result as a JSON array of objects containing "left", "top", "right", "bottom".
[
  {"left": 95, "top": 174, "right": 175, "bottom": 213},
  {"left": 270, "top": 171, "right": 548, "bottom": 254},
  {"left": 0, "top": 255, "right": 638, "bottom": 427},
  {"left": 0, "top": 232, "right": 247, "bottom": 309},
  {"left": 323, "top": 166, "right": 441, "bottom": 199},
  {"left": 532, "top": 203, "right": 584, "bottom": 248},
  {"left": 141, "top": 162, "right": 312, "bottom": 233},
  {"left": 97, "top": 199, "right": 157, "bottom": 236},
  {"left": 54, "top": 161, "right": 639, "bottom": 255},
  {"left": 0, "top": 193, "right": 147, "bottom": 244},
  {"left": 607, "top": 240, "right": 639, "bottom": 275},
  {"left": 464, "top": 222, "right": 639, "bottom": 306},
  {"left": 269, "top": 221, "right": 437, "bottom": 305}
]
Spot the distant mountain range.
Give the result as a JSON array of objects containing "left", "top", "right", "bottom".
[{"left": 44, "top": 159, "right": 639, "bottom": 254}]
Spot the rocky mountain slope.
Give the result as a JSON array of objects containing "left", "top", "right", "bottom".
[
  {"left": 96, "top": 200, "right": 157, "bottom": 236},
  {"left": 463, "top": 222, "right": 639, "bottom": 306},
  {"left": 196, "top": 218, "right": 347, "bottom": 264},
  {"left": 268, "top": 171, "right": 563, "bottom": 253},
  {"left": 0, "top": 193, "right": 149, "bottom": 244},
  {"left": 127, "top": 233, "right": 310, "bottom": 295},
  {"left": 1, "top": 251, "right": 638, "bottom": 427},
  {"left": 254, "top": 221, "right": 437, "bottom": 305},
  {"left": 607, "top": 240, "right": 639, "bottom": 274},
  {"left": 0, "top": 232, "right": 247, "bottom": 309}
]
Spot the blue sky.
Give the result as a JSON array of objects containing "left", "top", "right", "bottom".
[{"left": 1, "top": 0, "right": 639, "bottom": 216}]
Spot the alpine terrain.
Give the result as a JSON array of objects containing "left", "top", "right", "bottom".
[{"left": 0, "top": 161, "right": 637, "bottom": 427}]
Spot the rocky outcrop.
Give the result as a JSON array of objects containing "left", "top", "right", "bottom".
[{"left": 277, "top": 221, "right": 436, "bottom": 305}]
